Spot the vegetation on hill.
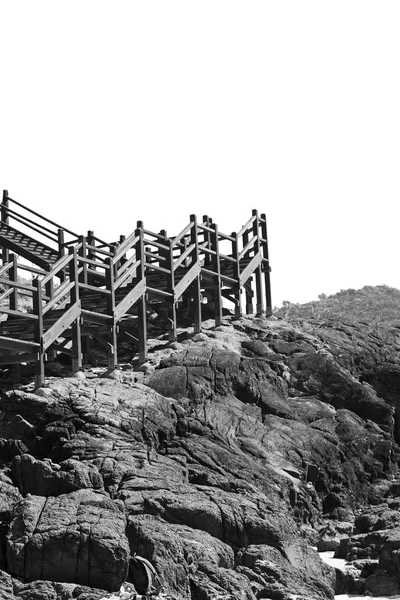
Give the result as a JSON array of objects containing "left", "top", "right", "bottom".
[{"left": 275, "top": 285, "right": 400, "bottom": 327}]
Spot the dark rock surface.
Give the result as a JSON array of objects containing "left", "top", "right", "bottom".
[{"left": 1, "top": 300, "right": 400, "bottom": 598}]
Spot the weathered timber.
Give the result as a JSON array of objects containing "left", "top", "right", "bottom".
[{"left": 0, "top": 191, "right": 272, "bottom": 385}]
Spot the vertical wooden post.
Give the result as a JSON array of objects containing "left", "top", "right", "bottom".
[
  {"left": 105, "top": 255, "right": 117, "bottom": 369},
  {"left": 135, "top": 223, "right": 147, "bottom": 363},
  {"left": 9, "top": 253, "right": 20, "bottom": 382},
  {"left": 57, "top": 228, "right": 66, "bottom": 282},
  {"left": 252, "top": 209, "right": 264, "bottom": 317},
  {"left": 44, "top": 265, "right": 54, "bottom": 302},
  {"left": 211, "top": 223, "right": 222, "bottom": 327},
  {"left": 9, "top": 253, "right": 18, "bottom": 312},
  {"left": 33, "top": 278, "right": 45, "bottom": 388},
  {"left": 79, "top": 235, "right": 88, "bottom": 285},
  {"left": 190, "top": 215, "right": 202, "bottom": 333},
  {"left": 231, "top": 232, "right": 242, "bottom": 318},
  {"left": 69, "top": 247, "right": 82, "bottom": 372},
  {"left": 260, "top": 213, "right": 272, "bottom": 316},
  {"left": 1, "top": 190, "right": 9, "bottom": 264},
  {"left": 160, "top": 230, "right": 177, "bottom": 342},
  {"left": 202, "top": 215, "right": 212, "bottom": 268},
  {"left": 242, "top": 227, "right": 253, "bottom": 315},
  {"left": 118, "top": 234, "right": 127, "bottom": 272}
]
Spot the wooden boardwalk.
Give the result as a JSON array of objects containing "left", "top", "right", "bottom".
[{"left": 0, "top": 190, "right": 272, "bottom": 387}]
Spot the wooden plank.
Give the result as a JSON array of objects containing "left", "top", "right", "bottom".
[
  {"left": 114, "top": 278, "right": 146, "bottom": 322},
  {"left": 174, "top": 261, "right": 201, "bottom": 300},
  {"left": 173, "top": 243, "right": 195, "bottom": 271},
  {"left": 146, "top": 286, "right": 173, "bottom": 299},
  {"left": 42, "top": 280, "right": 74, "bottom": 314},
  {"left": 81, "top": 309, "right": 113, "bottom": 325},
  {"left": 43, "top": 301, "right": 81, "bottom": 349},
  {"left": 41, "top": 252, "right": 72, "bottom": 286},
  {"left": 78, "top": 282, "right": 111, "bottom": 295},
  {"left": 0, "top": 308, "right": 38, "bottom": 320},
  {"left": 0, "top": 352, "right": 40, "bottom": 365},
  {"left": 0, "top": 278, "right": 36, "bottom": 292},
  {"left": 239, "top": 252, "right": 262, "bottom": 286},
  {"left": 0, "top": 336, "right": 40, "bottom": 352},
  {"left": 237, "top": 213, "right": 257, "bottom": 239}
]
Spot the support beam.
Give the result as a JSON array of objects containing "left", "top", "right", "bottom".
[
  {"left": 211, "top": 223, "right": 222, "bottom": 327},
  {"left": 260, "top": 213, "right": 272, "bottom": 316},
  {"left": 33, "top": 278, "right": 45, "bottom": 388},
  {"left": 252, "top": 209, "right": 264, "bottom": 317},
  {"left": 190, "top": 214, "right": 202, "bottom": 333},
  {"left": 135, "top": 226, "right": 147, "bottom": 362}
]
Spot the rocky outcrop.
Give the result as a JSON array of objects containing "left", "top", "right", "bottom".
[{"left": 0, "top": 311, "right": 399, "bottom": 598}]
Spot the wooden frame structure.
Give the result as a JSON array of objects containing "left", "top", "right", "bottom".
[{"left": 0, "top": 190, "right": 272, "bottom": 387}]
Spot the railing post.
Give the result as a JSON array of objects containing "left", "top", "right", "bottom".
[
  {"left": 135, "top": 224, "right": 147, "bottom": 362},
  {"left": 211, "top": 223, "right": 222, "bottom": 327},
  {"left": 160, "top": 230, "right": 177, "bottom": 342},
  {"left": 44, "top": 265, "right": 54, "bottom": 303},
  {"left": 260, "top": 212, "right": 272, "bottom": 316},
  {"left": 1, "top": 190, "right": 9, "bottom": 264},
  {"left": 57, "top": 228, "right": 66, "bottom": 282},
  {"left": 69, "top": 247, "right": 82, "bottom": 372},
  {"left": 242, "top": 226, "right": 253, "bottom": 315},
  {"left": 9, "top": 253, "right": 18, "bottom": 312},
  {"left": 190, "top": 215, "right": 202, "bottom": 333},
  {"left": 231, "top": 232, "right": 242, "bottom": 318},
  {"left": 33, "top": 277, "right": 45, "bottom": 388},
  {"left": 79, "top": 235, "right": 88, "bottom": 285},
  {"left": 202, "top": 215, "right": 212, "bottom": 268},
  {"left": 252, "top": 209, "right": 264, "bottom": 317},
  {"left": 9, "top": 253, "right": 20, "bottom": 383},
  {"left": 105, "top": 255, "right": 117, "bottom": 369}
]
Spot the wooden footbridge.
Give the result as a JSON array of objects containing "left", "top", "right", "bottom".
[{"left": 0, "top": 190, "right": 272, "bottom": 387}]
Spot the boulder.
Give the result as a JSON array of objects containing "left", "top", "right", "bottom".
[{"left": 6, "top": 489, "right": 129, "bottom": 591}]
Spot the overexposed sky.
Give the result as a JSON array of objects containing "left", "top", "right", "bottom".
[{"left": 1, "top": 1, "right": 399, "bottom": 307}]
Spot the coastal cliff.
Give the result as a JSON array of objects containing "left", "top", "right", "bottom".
[{"left": 1, "top": 286, "right": 400, "bottom": 599}]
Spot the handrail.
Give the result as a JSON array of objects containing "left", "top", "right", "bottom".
[
  {"left": 0, "top": 262, "right": 12, "bottom": 277},
  {"left": 219, "top": 252, "right": 236, "bottom": 264},
  {"left": 197, "top": 223, "right": 214, "bottom": 234},
  {"left": 0, "top": 307, "right": 38, "bottom": 320},
  {"left": 86, "top": 244, "right": 114, "bottom": 258},
  {"left": 237, "top": 214, "right": 257, "bottom": 239},
  {"left": 171, "top": 222, "right": 193, "bottom": 247},
  {"left": 217, "top": 231, "right": 235, "bottom": 243},
  {"left": 143, "top": 238, "right": 169, "bottom": 252},
  {"left": 173, "top": 243, "right": 195, "bottom": 271},
  {"left": 4, "top": 205, "right": 57, "bottom": 239},
  {"left": 112, "top": 231, "right": 139, "bottom": 264},
  {"left": 0, "top": 278, "right": 36, "bottom": 293},
  {"left": 5, "top": 195, "right": 78, "bottom": 237},
  {"left": 6, "top": 214, "right": 58, "bottom": 244},
  {"left": 239, "top": 234, "right": 258, "bottom": 260},
  {"left": 115, "top": 259, "right": 141, "bottom": 290},
  {"left": 17, "top": 264, "right": 47, "bottom": 277},
  {"left": 78, "top": 255, "right": 111, "bottom": 270},
  {"left": 41, "top": 253, "right": 72, "bottom": 286},
  {"left": 142, "top": 228, "right": 167, "bottom": 241},
  {"left": 42, "top": 280, "right": 74, "bottom": 314},
  {"left": 115, "top": 254, "right": 140, "bottom": 282},
  {"left": 0, "top": 288, "right": 13, "bottom": 303},
  {"left": 144, "top": 262, "right": 171, "bottom": 275}
]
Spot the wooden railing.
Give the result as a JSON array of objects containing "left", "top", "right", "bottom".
[
  {"left": 0, "top": 198, "right": 272, "bottom": 386},
  {"left": 1, "top": 190, "right": 80, "bottom": 261}
]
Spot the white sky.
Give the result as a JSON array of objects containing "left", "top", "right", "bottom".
[{"left": 1, "top": 1, "right": 399, "bottom": 307}]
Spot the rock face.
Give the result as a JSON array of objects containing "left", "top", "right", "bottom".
[{"left": 0, "top": 307, "right": 399, "bottom": 599}]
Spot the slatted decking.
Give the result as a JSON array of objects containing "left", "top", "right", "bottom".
[{"left": 0, "top": 190, "right": 272, "bottom": 387}]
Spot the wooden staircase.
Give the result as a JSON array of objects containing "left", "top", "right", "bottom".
[
  {"left": 0, "top": 221, "right": 59, "bottom": 269},
  {"left": 0, "top": 191, "right": 272, "bottom": 387}
]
